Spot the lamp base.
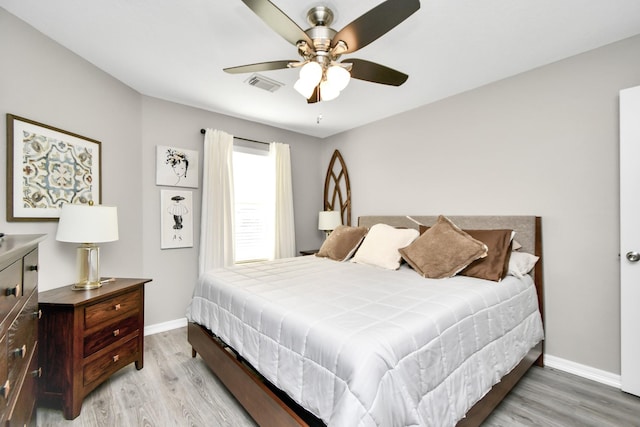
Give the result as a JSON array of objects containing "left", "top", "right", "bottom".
[
  {"left": 71, "top": 282, "right": 102, "bottom": 291},
  {"left": 71, "top": 243, "right": 102, "bottom": 290}
]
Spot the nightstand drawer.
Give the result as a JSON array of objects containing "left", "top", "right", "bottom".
[
  {"left": 6, "top": 291, "right": 37, "bottom": 397},
  {"left": 83, "top": 335, "right": 138, "bottom": 386},
  {"left": 84, "top": 289, "right": 141, "bottom": 329},
  {"left": 84, "top": 314, "right": 139, "bottom": 357},
  {"left": 0, "top": 261, "right": 22, "bottom": 324}
]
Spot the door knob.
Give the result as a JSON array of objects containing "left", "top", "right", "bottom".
[{"left": 626, "top": 251, "right": 640, "bottom": 262}]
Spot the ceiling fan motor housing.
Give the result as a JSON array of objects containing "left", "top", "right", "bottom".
[
  {"left": 300, "top": 6, "right": 340, "bottom": 68},
  {"left": 306, "top": 6, "right": 334, "bottom": 27}
]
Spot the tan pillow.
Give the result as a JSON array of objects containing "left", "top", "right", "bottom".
[
  {"left": 399, "top": 215, "right": 488, "bottom": 279},
  {"left": 316, "top": 225, "right": 368, "bottom": 261},
  {"left": 459, "top": 229, "right": 513, "bottom": 282}
]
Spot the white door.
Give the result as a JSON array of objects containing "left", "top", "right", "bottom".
[{"left": 620, "top": 85, "right": 640, "bottom": 396}]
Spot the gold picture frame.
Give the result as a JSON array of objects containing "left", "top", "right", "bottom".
[{"left": 6, "top": 114, "right": 102, "bottom": 221}]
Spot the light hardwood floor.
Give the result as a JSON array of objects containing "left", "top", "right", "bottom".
[{"left": 38, "top": 327, "right": 640, "bottom": 427}]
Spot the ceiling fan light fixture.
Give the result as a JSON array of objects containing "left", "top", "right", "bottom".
[
  {"left": 294, "top": 78, "right": 317, "bottom": 99},
  {"left": 298, "top": 61, "right": 323, "bottom": 87},
  {"left": 326, "top": 65, "right": 350, "bottom": 92},
  {"left": 319, "top": 80, "right": 340, "bottom": 101}
]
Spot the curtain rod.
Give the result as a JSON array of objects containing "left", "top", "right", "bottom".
[{"left": 200, "top": 129, "right": 269, "bottom": 146}]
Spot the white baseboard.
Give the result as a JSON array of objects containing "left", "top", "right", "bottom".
[
  {"left": 142, "top": 320, "right": 623, "bottom": 390},
  {"left": 144, "top": 317, "right": 188, "bottom": 336},
  {"left": 544, "top": 353, "right": 621, "bottom": 389}
]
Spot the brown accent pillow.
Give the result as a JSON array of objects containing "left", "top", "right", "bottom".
[
  {"left": 399, "top": 216, "right": 488, "bottom": 279},
  {"left": 459, "top": 229, "right": 513, "bottom": 282},
  {"left": 316, "top": 225, "right": 368, "bottom": 261}
]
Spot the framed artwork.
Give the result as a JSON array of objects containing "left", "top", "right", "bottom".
[
  {"left": 156, "top": 145, "right": 198, "bottom": 188},
  {"left": 160, "top": 189, "right": 193, "bottom": 249},
  {"left": 6, "top": 114, "right": 102, "bottom": 222}
]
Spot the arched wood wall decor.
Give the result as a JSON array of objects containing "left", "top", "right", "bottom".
[{"left": 324, "top": 150, "right": 352, "bottom": 226}]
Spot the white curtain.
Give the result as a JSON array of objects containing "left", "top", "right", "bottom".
[
  {"left": 269, "top": 142, "right": 296, "bottom": 258},
  {"left": 199, "top": 129, "right": 235, "bottom": 275}
]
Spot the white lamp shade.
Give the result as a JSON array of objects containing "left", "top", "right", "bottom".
[
  {"left": 318, "top": 210, "right": 342, "bottom": 231},
  {"left": 56, "top": 204, "right": 119, "bottom": 243}
]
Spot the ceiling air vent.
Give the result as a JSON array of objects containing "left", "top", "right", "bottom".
[{"left": 244, "top": 74, "right": 284, "bottom": 93}]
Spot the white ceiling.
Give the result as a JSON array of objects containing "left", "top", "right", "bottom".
[{"left": 2, "top": 0, "right": 640, "bottom": 138}]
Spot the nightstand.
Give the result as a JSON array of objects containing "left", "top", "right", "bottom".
[
  {"left": 299, "top": 249, "right": 319, "bottom": 256},
  {"left": 38, "top": 278, "right": 151, "bottom": 419}
]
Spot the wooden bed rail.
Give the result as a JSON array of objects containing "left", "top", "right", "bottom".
[{"left": 188, "top": 322, "right": 311, "bottom": 427}]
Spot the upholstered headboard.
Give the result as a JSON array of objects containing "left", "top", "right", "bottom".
[
  {"left": 358, "top": 215, "right": 544, "bottom": 329},
  {"left": 358, "top": 215, "right": 538, "bottom": 256}
]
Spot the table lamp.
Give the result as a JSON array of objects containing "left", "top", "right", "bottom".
[
  {"left": 318, "top": 210, "right": 342, "bottom": 238},
  {"left": 56, "top": 203, "right": 119, "bottom": 290}
]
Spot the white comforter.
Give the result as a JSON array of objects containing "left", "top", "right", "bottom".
[{"left": 187, "top": 256, "right": 543, "bottom": 427}]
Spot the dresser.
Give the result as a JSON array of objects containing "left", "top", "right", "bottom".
[
  {"left": 0, "top": 234, "right": 45, "bottom": 427},
  {"left": 38, "top": 277, "right": 151, "bottom": 420}
]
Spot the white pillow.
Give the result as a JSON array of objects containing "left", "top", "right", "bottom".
[
  {"left": 351, "top": 223, "right": 419, "bottom": 270},
  {"left": 508, "top": 251, "right": 539, "bottom": 278}
]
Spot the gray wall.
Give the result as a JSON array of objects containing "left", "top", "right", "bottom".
[
  {"left": 323, "top": 34, "right": 640, "bottom": 375},
  {"left": 0, "top": 8, "right": 325, "bottom": 327},
  {"left": 0, "top": 8, "right": 144, "bottom": 288}
]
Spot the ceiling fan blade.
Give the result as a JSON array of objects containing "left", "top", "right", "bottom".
[
  {"left": 332, "top": 0, "right": 420, "bottom": 54},
  {"left": 241, "top": 0, "right": 313, "bottom": 47},
  {"left": 348, "top": 59, "right": 409, "bottom": 86},
  {"left": 223, "top": 60, "right": 295, "bottom": 74}
]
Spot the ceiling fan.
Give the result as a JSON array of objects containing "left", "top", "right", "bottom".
[{"left": 224, "top": 0, "right": 420, "bottom": 103}]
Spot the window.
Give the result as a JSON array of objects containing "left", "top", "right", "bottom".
[{"left": 233, "top": 147, "right": 273, "bottom": 263}]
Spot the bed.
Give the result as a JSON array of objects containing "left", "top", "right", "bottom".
[{"left": 187, "top": 215, "right": 544, "bottom": 426}]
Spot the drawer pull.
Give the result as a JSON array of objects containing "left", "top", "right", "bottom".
[
  {"left": 13, "top": 344, "right": 27, "bottom": 359},
  {"left": 114, "top": 303, "right": 121, "bottom": 311},
  {"left": 5, "top": 283, "right": 20, "bottom": 297},
  {"left": 33, "top": 309, "right": 42, "bottom": 319},
  {"left": 0, "top": 380, "right": 10, "bottom": 399},
  {"left": 113, "top": 354, "right": 120, "bottom": 363},
  {"left": 28, "top": 264, "right": 38, "bottom": 271},
  {"left": 31, "top": 367, "right": 42, "bottom": 378},
  {"left": 113, "top": 328, "right": 120, "bottom": 337}
]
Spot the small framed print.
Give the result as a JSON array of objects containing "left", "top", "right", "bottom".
[
  {"left": 156, "top": 145, "right": 199, "bottom": 188},
  {"left": 160, "top": 189, "right": 193, "bottom": 249},
  {"left": 6, "top": 114, "right": 101, "bottom": 221}
]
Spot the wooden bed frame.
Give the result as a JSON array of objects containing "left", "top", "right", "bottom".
[{"left": 189, "top": 215, "right": 544, "bottom": 427}]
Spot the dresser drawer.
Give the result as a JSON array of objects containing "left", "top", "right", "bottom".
[
  {"left": 5, "top": 343, "right": 37, "bottom": 427},
  {"left": 0, "top": 334, "right": 7, "bottom": 408},
  {"left": 83, "top": 335, "right": 139, "bottom": 386},
  {"left": 6, "top": 291, "right": 37, "bottom": 396},
  {"left": 0, "top": 261, "right": 22, "bottom": 325},
  {"left": 84, "top": 314, "right": 140, "bottom": 357},
  {"left": 22, "top": 249, "right": 38, "bottom": 297},
  {"left": 84, "top": 289, "right": 141, "bottom": 329}
]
